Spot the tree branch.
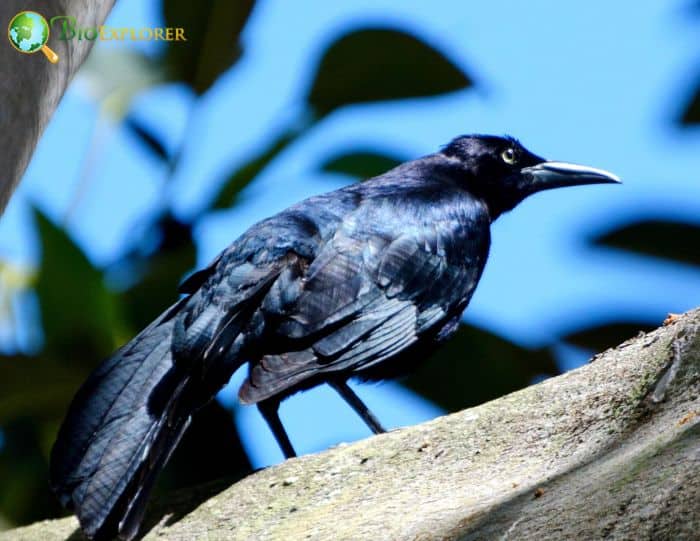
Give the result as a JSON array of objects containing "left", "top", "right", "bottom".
[
  {"left": 0, "top": 0, "right": 114, "bottom": 213},
  {"left": 2, "top": 309, "right": 699, "bottom": 540}
]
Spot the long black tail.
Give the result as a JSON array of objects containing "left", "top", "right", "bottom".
[{"left": 49, "top": 300, "right": 197, "bottom": 540}]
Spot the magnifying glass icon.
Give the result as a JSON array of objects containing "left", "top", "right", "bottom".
[{"left": 8, "top": 11, "right": 59, "bottom": 64}]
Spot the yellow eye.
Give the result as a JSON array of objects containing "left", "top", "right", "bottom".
[{"left": 501, "top": 148, "right": 517, "bottom": 165}]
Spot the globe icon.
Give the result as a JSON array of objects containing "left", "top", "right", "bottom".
[{"left": 8, "top": 11, "right": 59, "bottom": 63}]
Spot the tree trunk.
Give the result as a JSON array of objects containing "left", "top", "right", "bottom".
[
  {"left": 2, "top": 309, "right": 699, "bottom": 540},
  {"left": 0, "top": 0, "right": 114, "bottom": 213}
]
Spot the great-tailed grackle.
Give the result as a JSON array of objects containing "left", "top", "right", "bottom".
[{"left": 49, "top": 135, "right": 619, "bottom": 540}]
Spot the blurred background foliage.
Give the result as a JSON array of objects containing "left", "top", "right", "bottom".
[{"left": 0, "top": 0, "right": 698, "bottom": 528}]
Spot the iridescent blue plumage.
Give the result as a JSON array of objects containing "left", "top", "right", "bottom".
[{"left": 49, "top": 135, "right": 619, "bottom": 540}]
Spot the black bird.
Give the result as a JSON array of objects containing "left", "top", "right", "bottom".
[{"left": 49, "top": 135, "right": 619, "bottom": 540}]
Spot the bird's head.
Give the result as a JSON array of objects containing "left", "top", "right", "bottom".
[{"left": 442, "top": 135, "right": 620, "bottom": 218}]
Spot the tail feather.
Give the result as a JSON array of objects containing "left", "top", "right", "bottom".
[
  {"left": 50, "top": 301, "right": 195, "bottom": 540},
  {"left": 117, "top": 413, "right": 190, "bottom": 540},
  {"left": 50, "top": 272, "right": 267, "bottom": 539}
]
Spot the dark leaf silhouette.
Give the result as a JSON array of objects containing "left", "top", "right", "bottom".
[
  {"left": 679, "top": 79, "right": 700, "bottom": 124},
  {"left": 116, "top": 213, "right": 196, "bottom": 330},
  {"left": 124, "top": 115, "right": 169, "bottom": 161},
  {"left": 320, "top": 149, "right": 406, "bottom": 180},
  {"left": 592, "top": 219, "right": 700, "bottom": 267},
  {"left": 402, "top": 324, "right": 558, "bottom": 413},
  {"left": 207, "top": 25, "right": 472, "bottom": 211},
  {"left": 307, "top": 27, "right": 472, "bottom": 116},
  {"left": 34, "top": 209, "right": 124, "bottom": 363},
  {"left": 162, "top": 0, "right": 256, "bottom": 94},
  {"left": 561, "top": 321, "right": 656, "bottom": 352}
]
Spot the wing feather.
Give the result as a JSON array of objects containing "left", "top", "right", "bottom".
[{"left": 239, "top": 209, "right": 486, "bottom": 403}]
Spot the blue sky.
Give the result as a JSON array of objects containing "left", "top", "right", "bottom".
[{"left": 1, "top": 0, "right": 699, "bottom": 466}]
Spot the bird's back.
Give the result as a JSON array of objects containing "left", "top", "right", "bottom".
[{"left": 204, "top": 166, "right": 495, "bottom": 403}]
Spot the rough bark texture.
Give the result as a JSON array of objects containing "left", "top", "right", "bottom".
[
  {"left": 0, "top": 0, "right": 114, "bottom": 213},
  {"left": 2, "top": 309, "right": 699, "bottom": 541}
]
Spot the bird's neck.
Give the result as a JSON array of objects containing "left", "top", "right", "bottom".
[
  {"left": 426, "top": 157, "right": 518, "bottom": 222},
  {"left": 479, "top": 194, "right": 520, "bottom": 222}
]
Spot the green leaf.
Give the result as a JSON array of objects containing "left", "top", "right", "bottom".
[
  {"left": 592, "top": 219, "right": 700, "bottom": 267},
  {"left": 320, "top": 149, "right": 405, "bottom": 180},
  {"left": 0, "top": 355, "right": 92, "bottom": 526},
  {"left": 33, "top": 209, "right": 125, "bottom": 363},
  {"left": 0, "top": 420, "right": 65, "bottom": 526},
  {"left": 402, "top": 324, "right": 558, "bottom": 413},
  {"left": 124, "top": 115, "right": 169, "bottom": 161},
  {"left": 0, "top": 355, "right": 88, "bottom": 424},
  {"left": 307, "top": 27, "right": 472, "bottom": 116},
  {"left": 0, "top": 355, "right": 85, "bottom": 426},
  {"left": 0, "top": 213, "right": 131, "bottom": 526},
  {"left": 561, "top": 321, "right": 656, "bottom": 352},
  {"left": 209, "top": 129, "right": 301, "bottom": 211},
  {"left": 162, "top": 0, "right": 256, "bottom": 94}
]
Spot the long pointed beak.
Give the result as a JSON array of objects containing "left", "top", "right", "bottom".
[{"left": 521, "top": 161, "right": 621, "bottom": 191}]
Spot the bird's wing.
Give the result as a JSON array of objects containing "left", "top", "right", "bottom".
[
  {"left": 240, "top": 203, "right": 488, "bottom": 403},
  {"left": 168, "top": 191, "right": 366, "bottom": 381},
  {"left": 170, "top": 211, "right": 327, "bottom": 378}
]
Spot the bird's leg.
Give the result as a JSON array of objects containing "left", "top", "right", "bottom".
[
  {"left": 258, "top": 400, "right": 296, "bottom": 459},
  {"left": 329, "top": 380, "right": 386, "bottom": 435}
]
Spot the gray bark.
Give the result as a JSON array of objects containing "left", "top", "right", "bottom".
[
  {"left": 0, "top": 0, "right": 114, "bottom": 213},
  {"left": 2, "top": 309, "right": 699, "bottom": 540}
]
